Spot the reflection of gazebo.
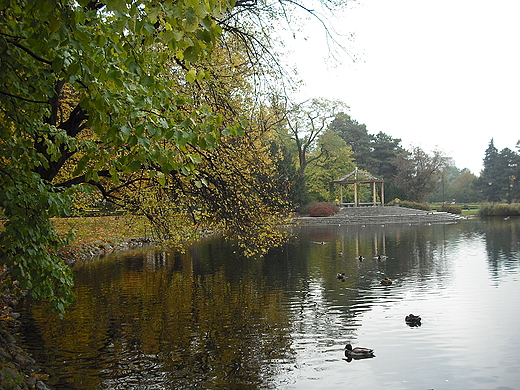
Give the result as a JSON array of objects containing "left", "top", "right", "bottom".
[{"left": 331, "top": 168, "right": 385, "bottom": 206}]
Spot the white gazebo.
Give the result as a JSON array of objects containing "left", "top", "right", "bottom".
[{"left": 331, "top": 168, "right": 385, "bottom": 206}]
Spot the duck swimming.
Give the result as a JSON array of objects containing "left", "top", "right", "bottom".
[
  {"left": 380, "top": 277, "right": 392, "bottom": 286},
  {"left": 405, "top": 314, "right": 421, "bottom": 326},
  {"left": 344, "top": 343, "right": 375, "bottom": 360},
  {"left": 336, "top": 272, "right": 346, "bottom": 281}
]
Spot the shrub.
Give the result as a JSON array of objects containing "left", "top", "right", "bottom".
[
  {"left": 479, "top": 203, "right": 520, "bottom": 216},
  {"left": 306, "top": 202, "right": 339, "bottom": 217},
  {"left": 438, "top": 204, "right": 462, "bottom": 214},
  {"left": 386, "top": 200, "right": 431, "bottom": 211}
]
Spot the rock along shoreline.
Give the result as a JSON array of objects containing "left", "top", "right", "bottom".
[{"left": 58, "top": 236, "right": 155, "bottom": 266}]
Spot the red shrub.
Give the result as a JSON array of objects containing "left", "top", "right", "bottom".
[{"left": 308, "top": 202, "right": 338, "bottom": 217}]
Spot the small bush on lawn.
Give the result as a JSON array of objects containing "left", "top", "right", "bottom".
[
  {"left": 438, "top": 204, "right": 462, "bottom": 214},
  {"left": 306, "top": 202, "right": 339, "bottom": 217},
  {"left": 386, "top": 200, "right": 431, "bottom": 211}
]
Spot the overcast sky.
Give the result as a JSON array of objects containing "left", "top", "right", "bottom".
[{"left": 284, "top": 0, "right": 520, "bottom": 175}]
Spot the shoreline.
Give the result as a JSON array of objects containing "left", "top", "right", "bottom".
[
  {"left": 291, "top": 206, "right": 465, "bottom": 226},
  {"left": 58, "top": 236, "right": 155, "bottom": 266}
]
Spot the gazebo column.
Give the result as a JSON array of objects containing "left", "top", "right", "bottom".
[
  {"left": 331, "top": 170, "right": 384, "bottom": 207},
  {"left": 340, "top": 184, "right": 344, "bottom": 204}
]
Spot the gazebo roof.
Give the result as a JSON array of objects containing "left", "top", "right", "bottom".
[{"left": 331, "top": 168, "right": 383, "bottom": 184}]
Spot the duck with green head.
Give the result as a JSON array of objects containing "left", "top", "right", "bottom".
[{"left": 344, "top": 343, "right": 375, "bottom": 360}]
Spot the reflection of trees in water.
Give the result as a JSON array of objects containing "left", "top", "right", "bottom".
[
  {"left": 290, "top": 224, "right": 460, "bottom": 325},
  {"left": 298, "top": 224, "right": 456, "bottom": 286},
  {"left": 477, "top": 217, "right": 520, "bottom": 278},
  {"left": 22, "top": 248, "right": 295, "bottom": 389},
  {"left": 20, "top": 219, "right": 519, "bottom": 388}
]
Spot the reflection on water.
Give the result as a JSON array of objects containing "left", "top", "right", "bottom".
[{"left": 19, "top": 217, "right": 520, "bottom": 390}]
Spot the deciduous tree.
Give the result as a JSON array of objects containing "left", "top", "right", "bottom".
[
  {"left": 282, "top": 98, "right": 348, "bottom": 204},
  {"left": 306, "top": 129, "right": 355, "bottom": 202},
  {"left": 393, "top": 147, "right": 449, "bottom": 202},
  {"left": 0, "top": 0, "right": 292, "bottom": 313}
]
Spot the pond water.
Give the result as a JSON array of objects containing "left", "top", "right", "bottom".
[{"left": 18, "top": 217, "right": 520, "bottom": 390}]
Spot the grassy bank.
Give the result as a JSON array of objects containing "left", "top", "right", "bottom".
[
  {"left": 430, "top": 203, "right": 480, "bottom": 216},
  {"left": 51, "top": 215, "right": 153, "bottom": 246}
]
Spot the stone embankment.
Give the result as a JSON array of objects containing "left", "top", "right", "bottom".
[
  {"left": 58, "top": 236, "right": 154, "bottom": 266},
  {"left": 1, "top": 295, "right": 51, "bottom": 390},
  {"left": 293, "top": 206, "right": 465, "bottom": 226}
]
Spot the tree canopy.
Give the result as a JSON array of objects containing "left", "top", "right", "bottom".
[
  {"left": 392, "top": 147, "right": 449, "bottom": 203},
  {"left": 0, "top": 0, "right": 295, "bottom": 313},
  {"left": 329, "top": 113, "right": 402, "bottom": 179}
]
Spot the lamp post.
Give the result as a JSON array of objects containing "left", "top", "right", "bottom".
[
  {"left": 439, "top": 168, "right": 445, "bottom": 206},
  {"left": 442, "top": 173, "right": 445, "bottom": 206}
]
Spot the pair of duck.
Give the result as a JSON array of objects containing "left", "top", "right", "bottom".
[
  {"left": 355, "top": 254, "right": 387, "bottom": 261},
  {"left": 336, "top": 273, "right": 392, "bottom": 286},
  {"left": 344, "top": 316, "right": 422, "bottom": 360}
]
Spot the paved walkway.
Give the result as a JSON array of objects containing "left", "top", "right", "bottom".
[{"left": 293, "top": 206, "right": 465, "bottom": 225}]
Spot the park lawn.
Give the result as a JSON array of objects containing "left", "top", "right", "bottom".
[
  {"left": 51, "top": 215, "right": 153, "bottom": 246},
  {"left": 461, "top": 208, "right": 479, "bottom": 216}
]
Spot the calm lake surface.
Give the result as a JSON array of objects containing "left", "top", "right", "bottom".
[{"left": 19, "top": 217, "right": 520, "bottom": 390}]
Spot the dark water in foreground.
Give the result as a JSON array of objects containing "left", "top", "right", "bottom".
[{"left": 19, "top": 217, "right": 520, "bottom": 390}]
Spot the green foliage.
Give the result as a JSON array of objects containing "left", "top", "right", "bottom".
[
  {"left": 438, "top": 204, "right": 462, "bottom": 215},
  {"left": 0, "top": 0, "right": 251, "bottom": 314},
  {"left": 282, "top": 99, "right": 351, "bottom": 204},
  {"left": 448, "top": 170, "right": 482, "bottom": 203},
  {"left": 306, "top": 129, "right": 355, "bottom": 202},
  {"left": 329, "top": 113, "right": 402, "bottom": 179},
  {"left": 0, "top": 171, "right": 75, "bottom": 313},
  {"left": 479, "top": 203, "right": 520, "bottom": 216},
  {"left": 393, "top": 147, "right": 449, "bottom": 202},
  {"left": 387, "top": 200, "right": 431, "bottom": 211},
  {"left": 330, "top": 113, "right": 372, "bottom": 165}
]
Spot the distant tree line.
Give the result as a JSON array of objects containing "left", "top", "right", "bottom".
[{"left": 278, "top": 101, "right": 520, "bottom": 206}]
